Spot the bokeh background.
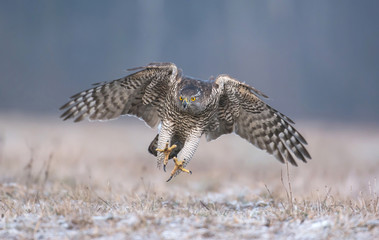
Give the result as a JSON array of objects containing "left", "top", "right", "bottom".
[
  {"left": 1, "top": 0, "right": 378, "bottom": 122},
  {"left": 1, "top": 2, "right": 379, "bottom": 238}
]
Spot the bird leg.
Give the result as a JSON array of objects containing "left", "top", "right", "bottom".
[
  {"left": 156, "top": 142, "right": 177, "bottom": 172},
  {"left": 166, "top": 157, "right": 192, "bottom": 182}
]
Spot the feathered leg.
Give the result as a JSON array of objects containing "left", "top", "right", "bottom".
[
  {"left": 166, "top": 131, "right": 201, "bottom": 182},
  {"left": 156, "top": 121, "right": 175, "bottom": 169},
  {"left": 156, "top": 142, "right": 177, "bottom": 171}
]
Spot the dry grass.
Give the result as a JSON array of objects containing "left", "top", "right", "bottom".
[{"left": 0, "top": 114, "right": 378, "bottom": 239}]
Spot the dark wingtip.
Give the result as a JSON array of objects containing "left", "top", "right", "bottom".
[
  {"left": 292, "top": 162, "right": 299, "bottom": 167},
  {"left": 284, "top": 115, "right": 295, "bottom": 125},
  {"left": 295, "top": 131, "right": 308, "bottom": 145},
  {"left": 127, "top": 66, "right": 147, "bottom": 71},
  {"left": 288, "top": 154, "right": 298, "bottom": 167},
  {"left": 63, "top": 114, "right": 73, "bottom": 121},
  {"left": 60, "top": 114, "right": 68, "bottom": 121},
  {"left": 260, "top": 92, "right": 269, "bottom": 99},
  {"left": 92, "top": 81, "right": 105, "bottom": 86},
  {"left": 249, "top": 86, "right": 269, "bottom": 98},
  {"left": 59, "top": 101, "right": 71, "bottom": 110},
  {"left": 61, "top": 108, "right": 79, "bottom": 121},
  {"left": 74, "top": 116, "right": 83, "bottom": 122},
  {"left": 303, "top": 150, "right": 312, "bottom": 160},
  {"left": 60, "top": 113, "right": 68, "bottom": 120}
]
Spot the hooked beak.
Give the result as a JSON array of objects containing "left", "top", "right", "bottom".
[{"left": 182, "top": 98, "right": 188, "bottom": 109}]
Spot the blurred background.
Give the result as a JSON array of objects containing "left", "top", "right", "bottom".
[
  {"left": 0, "top": 1, "right": 379, "bottom": 216},
  {"left": 1, "top": 3, "right": 379, "bottom": 238},
  {"left": 1, "top": 0, "right": 378, "bottom": 122}
]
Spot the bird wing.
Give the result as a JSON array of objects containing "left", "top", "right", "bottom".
[
  {"left": 206, "top": 74, "right": 311, "bottom": 166},
  {"left": 60, "top": 62, "right": 179, "bottom": 127}
]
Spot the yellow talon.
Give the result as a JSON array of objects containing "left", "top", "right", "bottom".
[
  {"left": 166, "top": 157, "right": 192, "bottom": 182},
  {"left": 156, "top": 142, "right": 177, "bottom": 171}
]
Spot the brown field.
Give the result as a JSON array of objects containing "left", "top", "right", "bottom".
[{"left": 0, "top": 114, "right": 378, "bottom": 239}]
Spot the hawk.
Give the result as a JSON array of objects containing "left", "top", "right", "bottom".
[{"left": 60, "top": 62, "right": 311, "bottom": 181}]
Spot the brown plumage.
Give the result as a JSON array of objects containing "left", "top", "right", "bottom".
[{"left": 60, "top": 62, "right": 311, "bottom": 180}]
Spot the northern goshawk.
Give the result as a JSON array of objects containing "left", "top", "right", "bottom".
[{"left": 60, "top": 62, "right": 311, "bottom": 181}]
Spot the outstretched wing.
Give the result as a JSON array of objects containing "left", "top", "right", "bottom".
[
  {"left": 206, "top": 75, "right": 311, "bottom": 166},
  {"left": 60, "top": 62, "right": 179, "bottom": 127}
]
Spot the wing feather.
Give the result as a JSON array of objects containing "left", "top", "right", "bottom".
[
  {"left": 207, "top": 75, "right": 311, "bottom": 166},
  {"left": 60, "top": 62, "right": 179, "bottom": 127}
]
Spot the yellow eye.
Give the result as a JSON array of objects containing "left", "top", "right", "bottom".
[
  {"left": 179, "top": 96, "right": 183, "bottom": 101},
  {"left": 191, "top": 97, "right": 196, "bottom": 101}
]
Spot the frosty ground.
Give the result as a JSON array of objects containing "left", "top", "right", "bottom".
[{"left": 0, "top": 115, "right": 378, "bottom": 239}]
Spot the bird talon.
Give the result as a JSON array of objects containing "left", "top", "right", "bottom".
[
  {"left": 156, "top": 143, "right": 177, "bottom": 168},
  {"left": 166, "top": 157, "right": 191, "bottom": 182},
  {"left": 166, "top": 175, "right": 173, "bottom": 182}
]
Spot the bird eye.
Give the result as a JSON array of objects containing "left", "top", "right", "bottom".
[
  {"left": 191, "top": 97, "right": 196, "bottom": 101},
  {"left": 179, "top": 96, "right": 183, "bottom": 101}
]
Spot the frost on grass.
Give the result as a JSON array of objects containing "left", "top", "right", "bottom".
[{"left": 0, "top": 116, "right": 378, "bottom": 239}]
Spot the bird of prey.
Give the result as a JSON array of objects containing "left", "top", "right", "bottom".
[{"left": 60, "top": 62, "right": 311, "bottom": 181}]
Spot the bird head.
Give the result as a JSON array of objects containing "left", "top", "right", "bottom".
[{"left": 178, "top": 85, "right": 205, "bottom": 114}]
